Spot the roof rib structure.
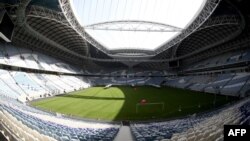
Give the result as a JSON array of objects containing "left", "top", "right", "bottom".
[
  {"left": 59, "top": 0, "right": 220, "bottom": 57},
  {"left": 2, "top": 0, "right": 245, "bottom": 69}
]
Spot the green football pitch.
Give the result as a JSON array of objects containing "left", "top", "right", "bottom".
[{"left": 31, "top": 86, "right": 234, "bottom": 121}]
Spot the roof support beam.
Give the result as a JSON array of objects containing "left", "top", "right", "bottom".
[{"left": 84, "top": 20, "right": 182, "bottom": 32}]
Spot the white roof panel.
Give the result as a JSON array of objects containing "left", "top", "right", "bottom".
[{"left": 70, "top": 0, "right": 206, "bottom": 51}]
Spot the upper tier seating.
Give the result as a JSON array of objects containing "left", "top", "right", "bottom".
[
  {"left": 0, "top": 43, "right": 80, "bottom": 73},
  {"left": 186, "top": 49, "right": 250, "bottom": 71},
  {"left": 165, "top": 73, "right": 250, "bottom": 97},
  {"left": 0, "top": 69, "right": 90, "bottom": 102}
]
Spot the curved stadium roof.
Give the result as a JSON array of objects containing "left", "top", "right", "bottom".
[{"left": 69, "top": 0, "right": 207, "bottom": 51}]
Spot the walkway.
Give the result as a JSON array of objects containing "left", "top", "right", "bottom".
[{"left": 114, "top": 126, "right": 134, "bottom": 141}]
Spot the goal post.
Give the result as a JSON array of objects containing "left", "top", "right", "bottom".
[{"left": 136, "top": 102, "right": 165, "bottom": 114}]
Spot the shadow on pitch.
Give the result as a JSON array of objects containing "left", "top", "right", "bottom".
[{"left": 58, "top": 94, "right": 125, "bottom": 100}]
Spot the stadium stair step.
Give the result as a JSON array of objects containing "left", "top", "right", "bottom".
[{"left": 114, "top": 126, "right": 134, "bottom": 141}]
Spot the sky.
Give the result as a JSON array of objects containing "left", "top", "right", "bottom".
[{"left": 70, "top": 0, "right": 206, "bottom": 51}]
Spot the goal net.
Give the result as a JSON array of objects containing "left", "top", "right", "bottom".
[
  {"left": 104, "top": 84, "right": 112, "bottom": 89},
  {"left": 136, "top": 102, "right": 165, "bottom": 114}
]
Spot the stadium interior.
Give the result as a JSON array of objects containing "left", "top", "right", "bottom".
[{"left": 0, "top": 0, "right": 249, "bottom": 141}]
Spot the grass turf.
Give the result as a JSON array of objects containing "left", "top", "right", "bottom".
[{"left": 31, "top": 86, "right": 234, "bottom": 121}]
